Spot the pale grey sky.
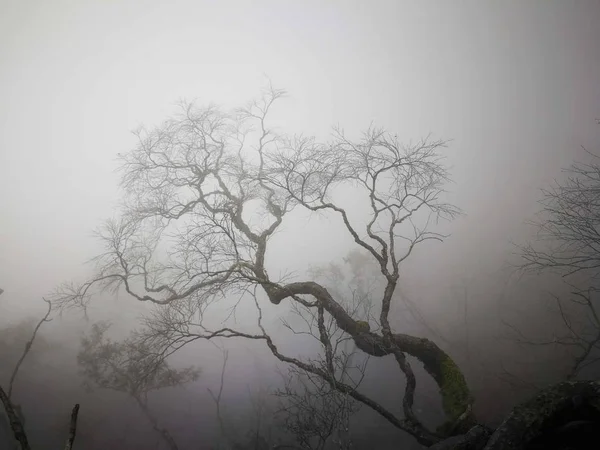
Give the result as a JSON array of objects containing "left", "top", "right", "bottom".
[{"left": 1, "top": 0, "right": 599, "bottom": 320}]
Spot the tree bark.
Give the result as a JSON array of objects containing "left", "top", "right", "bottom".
[
  {"left": 265, "top": 281, "right": 475, "bottom": 436},
  {"left": 0, "top": 385, "right": 30, "bottom": 450}
]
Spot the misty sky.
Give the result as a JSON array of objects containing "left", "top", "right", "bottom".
[
  {"left": 1, "top": 0, "right": 599, "bottom": 322},
  {"left": 2, "top": 2, "right": 600, "bottom": 449}
]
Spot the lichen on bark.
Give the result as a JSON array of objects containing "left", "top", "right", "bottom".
[
  {"left": 436, "top": 356, "right": 475, "bottom": 435},
  {"left": 355, "top": 320, "right": 371, "bottom": 333},
  {"left": 383, "top": 333, "right": 474, "bottom": 436}
]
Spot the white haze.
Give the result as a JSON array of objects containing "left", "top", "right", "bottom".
[{"left": 1, "top": 1, "right": 599, "bottom": 449}]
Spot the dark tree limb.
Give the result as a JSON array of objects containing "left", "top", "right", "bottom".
[
  {"left": 134, "top": 396, "right": 180, "bottom": 450},
  {"left": 8, "top": 298, "right": 52, "bottom": 399},
  {"left": 64, "top": 403, "right": 80, "bottom": 450},
  {"left": 0, "top": 294, "right": 53, "bottom": 450},
  {"left": 0, "top": 384, "right": 30, "bottom": 450}
]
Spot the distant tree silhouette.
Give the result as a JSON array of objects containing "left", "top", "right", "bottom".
[
  {"left": 77, "top": 322, "right": 200, "bottom": 450},
  {"left": 0, "top": 292, "right": 80, "bottom": 450},
  {"left": 516, "top": 127, "right": 600, "bottom": 380}
]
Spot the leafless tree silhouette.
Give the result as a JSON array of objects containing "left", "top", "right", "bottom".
[
  {"left": 53, "top": 89, "right": 600, "bottom": 449},
  {"left": 516, "top": 133, "right": 600, "bottom": 380},
  {"left": 77, "top": 322, "right": 200, "bottom": 450},
  {"left": 0, "top": 292, "right": 80, "bottom": 450}
]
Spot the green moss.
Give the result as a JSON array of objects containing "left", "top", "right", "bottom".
[
  {"left": 436, "top": 356, "right": 473, "bottom": 435},
  {"left": 355, "top": 320, "right": 371, "bottom": 333}
]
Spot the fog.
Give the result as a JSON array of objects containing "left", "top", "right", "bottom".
[{"left": 1, "top": 1, "right": 600, "bottom": 449}]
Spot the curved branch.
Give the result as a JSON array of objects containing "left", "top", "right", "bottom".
[{"left": 261, "top": 280, "right": 474, "bottom": 435}]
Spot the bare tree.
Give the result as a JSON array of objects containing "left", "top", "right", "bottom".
[
  {"left": 77, "top": 322, "right": 200, "bottom": 450},
  {"left": 274, "top": 361, "right": 362, "bottom": 450},
  {"left": 52, "top": 88, "right": 600, "bottom": 449},
  {"left": 205, "top": 348, "right": 277, "bottom": 450},
  {"left": 52, "top": 85, "right": 470, "bottom": 447},
  {"left": 206, "top": 329, "right": 361, "bottom": 450},
  {"left": 0, "top": 291, "right": 80, "bottom": 450},
  {"left": 516, "top": 134, "right": 600, "bottom": 380},
  {"left": 519, "top": 147, "right": 600, "bottom": 279}
]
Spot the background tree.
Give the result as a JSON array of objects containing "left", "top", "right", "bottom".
[
  {"left": 274, "top": 255, "right": 373, "bottom": 450},
  {"left": 517, "top": 129, "right": 600, "bottom": 380},
  {"left": 204, "top": 255, "right": 374, "bottom": 450},
  {"left": 77, "top": 322, "right": 200, "bottom": 450},
  {"left": 274, "top": 362, "right": 361, "bottom": 450},
  {"left": 519, "top": 130, "right": 600, "bottom": 280},
  {"left": 204, "top": 348, "right": 290, "bottom": 450},
  {"left": 0, "top": 290, "right": 80, "bottom": 450}
]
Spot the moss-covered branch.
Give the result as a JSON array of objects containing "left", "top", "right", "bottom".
[{"left": 265, "top": 280, "right": 475, "bottom": 438}]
